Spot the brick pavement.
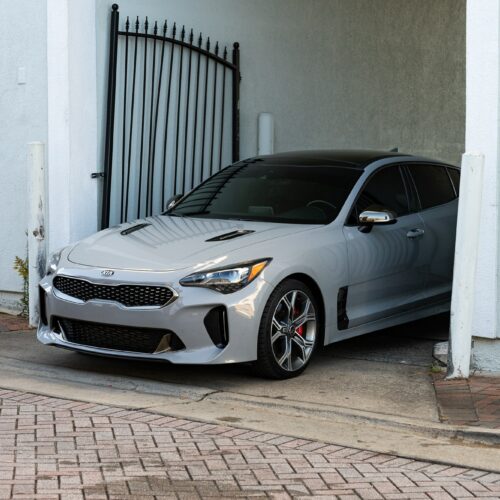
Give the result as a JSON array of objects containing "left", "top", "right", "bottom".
[
  {"left": 433, "top": 374, "right": 500, "bottom": 429},
  {"left": 1, "top": 389, "right": 500, "bottom": 499},
  {"left": 0, "top": 313, "right": 30, "bottom": 333}
]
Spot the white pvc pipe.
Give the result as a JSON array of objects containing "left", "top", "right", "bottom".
[
  {"left": 28, "top": 142, "right": 46, "bottom": 327},
  {"left": 258, "top": 112, "right": 274, "bottom": 155},
  {"left": 447, "top": 152, "right": 484, "bottom": 379}
]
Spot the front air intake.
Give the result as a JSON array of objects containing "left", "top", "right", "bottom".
[
  {"left": 204, "top": 306, "right": 229, "bottom": 348},
  {"left": 55, "top": 317, "right": 185, "bottom": 354}
]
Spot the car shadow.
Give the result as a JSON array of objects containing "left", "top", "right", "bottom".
[{"left": 66, "top": 312, "right": 449, "bottom": 383}]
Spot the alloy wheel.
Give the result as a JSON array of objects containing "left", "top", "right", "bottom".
[{"left": 270, "top": 290, "right": 317, "bottom": 372}]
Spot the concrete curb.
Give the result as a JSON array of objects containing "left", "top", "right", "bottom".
[{"left": 0, "top": 352, "right": 499, "bottom": 447}]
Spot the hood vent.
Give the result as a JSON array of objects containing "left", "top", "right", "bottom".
[
  {"left": 206, "top": 229, "right": 255, "bottom": 242},
  {"left": 120, "top": 223, "right": 151, "bottom": 236}
]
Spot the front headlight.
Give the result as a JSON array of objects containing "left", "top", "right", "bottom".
[
  {"left": 180, "top": 258, "right": 272, "bottom": 294},
  {"left": 46, "top": 249, "right": 62, "bottom": 275}
]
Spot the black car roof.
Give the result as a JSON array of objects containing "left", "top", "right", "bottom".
[{"left": 243, "top": 149, "right": 413, "bottom": 169}]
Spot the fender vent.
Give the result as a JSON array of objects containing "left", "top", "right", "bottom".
[
  {"left": 120, "top": 223, "right": 151, "bottom": 235},
  {"left": 206, "top": 229, "right": 254, "bottom": 242},
  {"left": 337, "top": 286, "right": 349, "bottom": 330}
]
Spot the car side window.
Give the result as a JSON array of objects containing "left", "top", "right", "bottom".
[
  {"left": 447, "top": 168, "right": 460, "bottom": 196},
  {"left": 348, "top": 166, "right": 410, "bottom": 224},
  {"left": 408, "top": 165, "right": 456, "bottom": 210}
]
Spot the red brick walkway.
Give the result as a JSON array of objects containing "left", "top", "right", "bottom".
[
  {"left": 1, "top": 389, "right": 500, "bottom": 499},
  {"left": 0, "top": 313, "right": 30, "bottom": 333},
  {"left": 433, "top": 375, "right": 500, "bottom": 429}
]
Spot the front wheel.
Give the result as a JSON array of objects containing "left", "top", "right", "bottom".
[{"left": 254, "top": 279, "right": 320, "bottom": 379}]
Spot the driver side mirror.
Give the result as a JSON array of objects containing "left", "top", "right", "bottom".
[
  {"left": 165, "top": 194, "right": 184, "bottom": 211},
  {"left": 358, "top": 208, "right": 397, "bottom": 233}
]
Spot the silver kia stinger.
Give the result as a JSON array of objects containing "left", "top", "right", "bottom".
[{"left": 38, "top": 150, "right": 460, "bottom": 378}]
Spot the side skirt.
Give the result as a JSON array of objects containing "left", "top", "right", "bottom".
[{"left": 327, "top": 299, "right": 450, "bottom": 344}]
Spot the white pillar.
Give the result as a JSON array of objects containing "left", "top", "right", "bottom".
[
  {"left": 465, "top": 0, "right": 500, "bottom": 340},
  {"left": 258, "top": 113, "right": 275, "bottom": 155},
  {"left": 27, "top": 142, "right": 47, "bottom": 327},
  {"left": 46, "top": 0, "right": 98, "bottom": 253},
  {"left": 448, "top": 153, "right": 484, "bottom": 378}
]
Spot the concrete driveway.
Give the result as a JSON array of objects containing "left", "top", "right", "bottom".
[
  {"left": 0, "top": 314, "right": 447, "bottom": 421},
  {"left": 5, "top": 313, "right": 500, "bottom": 472}
]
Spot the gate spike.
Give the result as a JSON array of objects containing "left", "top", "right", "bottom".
[
  {"left": 153, "top": 20, "right": 158, "bottom": 35},
  {"left": 144, "top": 17, "right": 149, "bottom": 33},
  {"left": 135, "top": 16, "right": 139, "bottom": 32},
  {"left": 163, "top": 20, "right": 167, "bottom": 36},
  {"left": 181, "top": 25, "right": 186, "bottom": 41},
  {"left": 223, "top": 46, "right": 228, "bottom": 60},
  {"left": 214, "top": 42, "right": 219, "bottom": 56},
  {"left": 172, "top": 22, "right": 177, "bottom": 39},
  {"left": 125, "top": 16, "right": 130, "bottom": 32},
  {"left": 189, "top": 28, "right": 194, "bottom": 44},
  {"left": 206, "top": 37, "right": 211, "bottom": 51},
  {"left": 198, "top": 33, "right": 203, "bottom": 47}
]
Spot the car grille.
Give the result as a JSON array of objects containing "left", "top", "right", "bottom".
[
  {"left": 53, "top": 275, "right": 175, "bottom": 308},
  {"left": 55, "top": 317, "right": 185, "bottom": 354}
]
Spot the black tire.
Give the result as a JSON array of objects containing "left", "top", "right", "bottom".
[{"left": 254, "top": 279, "right": 320, "bottom": 379}]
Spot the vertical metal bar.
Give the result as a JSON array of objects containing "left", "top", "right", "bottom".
[
  {"left": 209, "top": 43, "right": 219, "bottom": 176},
  {"left": 182, "top": 30, "right": 194, "bottom": 193},
  {"left": 119, "top": 17, "right": 130, "bottom": 223},
  {"left": 173, "top": 26, "right": 186, "bottom": 194},
  {"left": 161, "top": 23, "right": 177, "bottom": 208},
  {"left": 150, "top": 21, "right": 167, "bottom": 215},
  {"left": 101, "top": 4, "right": 119, "bottom": 229},
  {"left": 232, "top": 42, "right": 240, "bottom": 163},
  {"left": 124, "top": 17, "right": 139, "bottom": 222},
  {"left": 218, "top": 47, "right": 227, "bottom": 171},
  {"left": 200, "top": 38, "right": 210, "bottom": 184},
  {"left": 146, "top": 21, "right": 158, "bottom": 216},
  {"left": 190, "top": 34, "right": 202, "bottom": 190},
  {"left": 137, "top": 17, "right": 149, "bottom": 219}
]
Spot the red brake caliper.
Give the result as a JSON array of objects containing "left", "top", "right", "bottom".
[{"left": 294, "top": 309, "right": 304, "bottom": 336}]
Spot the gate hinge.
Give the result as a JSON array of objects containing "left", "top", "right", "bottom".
[{"left": 91, "top": 172, "right": 105, "bottom": 179}]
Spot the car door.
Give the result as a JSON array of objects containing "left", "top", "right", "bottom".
[
  {"left": 405, "top": 164, "right": 459, "bottom": 303},
  {"left": 342, "top": 165, "right": 428, "bottom": 328}
]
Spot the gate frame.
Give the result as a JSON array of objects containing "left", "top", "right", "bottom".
[{"left": 100, "top": 4, "right": 241, "bottom": 229}]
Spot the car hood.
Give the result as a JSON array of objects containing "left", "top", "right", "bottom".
[{"left": 67, "top": 215, "right": 316, "bottom": 271}]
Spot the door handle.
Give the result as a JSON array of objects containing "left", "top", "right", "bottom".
[{"left": 406, "top": 228, "right": 425, "bottom": 239}]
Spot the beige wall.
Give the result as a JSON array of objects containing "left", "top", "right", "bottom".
[{"left": 96, "top": 0, "right": 465, "bottom": 168}]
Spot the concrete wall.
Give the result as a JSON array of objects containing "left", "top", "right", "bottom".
[
  {"left": 0, "top": 0, "right": 47, "bottom": 312},
  {"left": 95, "top": 0, "right": 465, "bottom": 167}
]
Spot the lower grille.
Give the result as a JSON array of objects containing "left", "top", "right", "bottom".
[
  {"left": 55, "top": 317, "right": 185, "bottom": 354},
  {"left": 53, "top": 275, "right": 175, "bottom": 308}
]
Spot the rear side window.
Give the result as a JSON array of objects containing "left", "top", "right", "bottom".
[
  {"left": 350, "top": 166, "right": 410, "bottom": 222},
  {"left": 408, "top": 165, "right": 456, "bottom": 210},
  {"left": 447, "top": 168, "right": 460, "bottom": 195}
]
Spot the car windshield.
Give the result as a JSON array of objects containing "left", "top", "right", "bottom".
[{"left": 167, "top": 162, "right": 361, "bottom": 224}]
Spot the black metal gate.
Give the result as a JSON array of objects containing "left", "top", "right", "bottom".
[{"left": 101, "top": 4, "right": 240, "bottom": 228}]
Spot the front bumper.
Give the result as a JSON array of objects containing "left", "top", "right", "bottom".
[{"left": 37, "top": 265, "right": 271, "bottom": 364}]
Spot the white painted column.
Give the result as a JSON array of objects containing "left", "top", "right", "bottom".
[
  {"left": 27, "top": 142, "right": 47, "bottom": 327},
  {"left": 465, "top": 0, "right": 500, "bottom": 340},
  {"left": 448, "top": 154, "right": 484, "bottom": 378},
  {"left": 46, "top": 0, "right": 98, "bottom": 253}
]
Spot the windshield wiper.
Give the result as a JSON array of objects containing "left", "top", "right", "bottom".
[{"left": 170, "top": 211, "right": 210, "bottom": 217}]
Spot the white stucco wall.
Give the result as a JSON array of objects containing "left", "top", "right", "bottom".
[
  {"left": 0, "top": 0, "right": 47, "bottom": 312},
  {"left": 46, "top": 0, "right": 99, "bottom": 253},
  {"left": 465, "top": 0, "right": 500, "bottom": 341}
]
